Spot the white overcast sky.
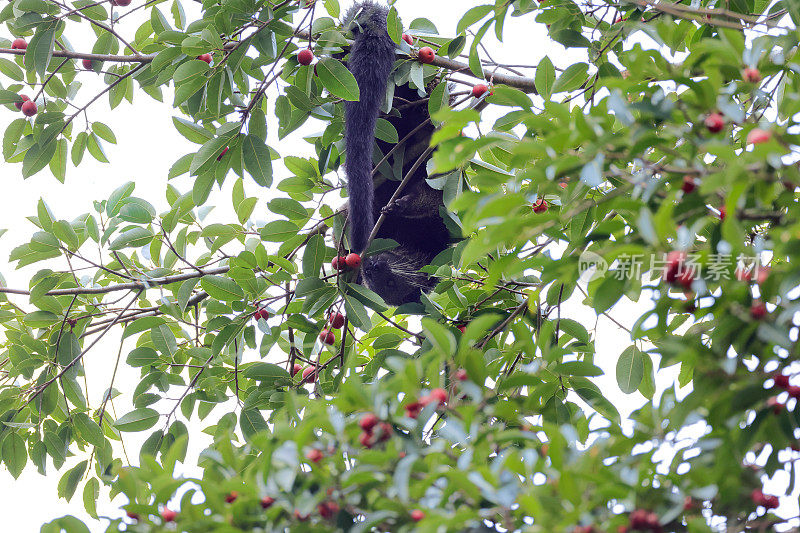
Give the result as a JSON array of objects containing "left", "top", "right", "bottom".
[{"left": 0, "top": 1, "right": 795, "bottom": 531}]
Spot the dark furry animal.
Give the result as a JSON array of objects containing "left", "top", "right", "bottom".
[{"left": 343, "top": 1, "right": 451, "bottom": 306}]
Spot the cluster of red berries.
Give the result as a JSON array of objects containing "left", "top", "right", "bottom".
[
  {"left": 681, "top": 176, "right": 697, "bottom": 194},
  {"left": 769, "top": 372, "right": 800, "bottom": 413},
  {"left": 751, "top": 489, "right": 779, "bottom": 509},
  {"left": 663, "top": 251, "right": 694, "bottom": 290},
  {"left": 317, "top": 312, "right": 345, "bottom": 345},
  {"left": 253, "top": 307, "right": 269, "bottom": 320},
  {"left": 291, "top": 363, "right": 318, "bottom": 384},
  {"left": 332, "top": 252, "right": 361, "bottom": 271},
  {"left": 358, "top": 413, "right": 392, "bottom": 448},
  {"left": 404, "top": 388, "right": 448, "bottom": 419},
  {"left": 532, "top": 198, "right": 548, "bottom": 213},
  {"left": 317, "top": 500, "right": 340, "bottom": 519},
  {"left": 305, "top": 448, "right": 324, "bottom": 463},
  {"left": 628, "top": 509, "right": 661, "bottom": 532}
]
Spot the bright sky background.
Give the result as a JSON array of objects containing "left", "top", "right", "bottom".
[{"left": 0, "top": 1, "right": 796, "bottom": 531}]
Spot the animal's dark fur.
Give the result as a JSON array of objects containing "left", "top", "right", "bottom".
[{"left": 343, "top": 2, "right": 451, "bottom": 306}]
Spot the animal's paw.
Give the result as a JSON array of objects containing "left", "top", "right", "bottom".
[{"left": 382, "top": 195, "right": 413, "bottom": 216}]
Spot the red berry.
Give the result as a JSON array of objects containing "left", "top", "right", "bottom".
[
  {"left": 298, "top": 48, "right": 314, "bottom": 66},
  {"left": 111, "top": 0, "right": 132, "bottom": 6},
  {"left": 359, "top": 413, "right": 379, "bottom": 432},
  {"left": 456, "top": 369, "right": 468, "bottom": 381},
  {"left": 319, "top": 329, "right": 335, "bottom": 345},
  {"left": 787, "top": 385, "right": 800, "bottom": 399},
  {"left": 532, "top": 198, "right": 548, "bottom": 213},
  {"left": 676, "top": 268, "right": 694, "bottom": 290},
  {"left": 735, "top": 267, "right": 751, "bottom": 281},
  {"left": 559, "top": 181, "right": 568, "bottom": 188},
  {"left": 704, "top": 113, "right": 724, "bottom": 133},
  {"left": 293, "top": 510, "right": 309, "bottom": 521},
  {"left": 750, "top": 300, "right": 767, "bottom": 319},
  {"left": 645, "top": 512, "right": 659, "bottom": 528},
  {"left": 663, "top": 251, "right": 687, "bottom": 284},
  {"left": 401, "top": 33, "right": 413, "bottom": 45},
  {"left": 683, "top": 496, "right": 694, "bottom": 511},
  {"left": 629, "top": 509, "right": 649, "bottom": 529},
  {"left": 160, "top": 509, "right": 177, "bottom": 522},
  {"left": 764, "top": 495, "right": 780, "bottom": 509},
  {"left": 82, "top": 58, "right": 94, "bottom": 70},
  {"left": 318, "top": 501, "right": 339, "bottom": 519},
  {"left": 417, "top": 46, "right": 435, "bottom": 64},
  {"left": 306, "top": 448, "right": 323, "bottom": 463},
  {"left": 457, "top": 325, "right": 466, "bottom": 333},
  {"left": 11, "top": 38, "right": 27, "bottom": 50},
  {"left": 225, "top": 491, "right": 238, "bottom": 503},
  {"left": 291, "top": 363, "right": 302, "bottom": 376},
  {"left": 472, "top": 84, "right": 489, "bottom": 98},
  {"left": 718, "top": 206, "right": 726, "bottom": 220},
  {"left": 216, "top": 146, "right": 229, "bottom": 161},
  {"left": 751, "top": 488, "right": 765, "bottom": 505},
  {"left": 376, "top": 422, "right": 392, "bottom": 442},
  {"left": 302, "top": 366, "right": 316, "bottom": 383},
  {"left": 681, "top": 176, "right": 697, "bottom": 194},
  {"left": 404, "top": 401, "right": 423, "bottom": 419},
  {"left": 331, "top": 256, "right": 345, "bottom": 270},
  {"left": 767, "top": 397, "right": 784, "bottom": 414},
  {"left": 14, "top": 94, "right": 29, "bottom": 110},
  {"left": 743, "top": 67, "right": 761, "bottom": 83},
  {"left": 260, "top": 496, "right": 275, "bottom": 509},
  {"left": 126, "top": 511, "right": 140, "bottom": 521},
  {"left": 358, "top": 431, "right": 373, "bottom": 448},
  {"left": 747, "top": 128, "right": 770, "bottom": 145},
  {"left": 345, "top": 253, "right": 361, "bottom": 269},
  {"left": 411, "top": 509, "right": 425, "bottom": 522},
  {"left": 329, "top": 312, "right": 345, "bottom": 329},
  {"left": 20, "top": 100, "right": 37, "bottom": 117},
  {"left": 429, "top": 388, "right": 448, "bottom": 406},
  {"left": 197, "top": 53, "right": 212, "bottom": 64},
  {"left": 755, "top": 267, "right": 770, "bottom": 285},
  {"left": 773, "top": 373, "right": 790, "bottom": 389}
]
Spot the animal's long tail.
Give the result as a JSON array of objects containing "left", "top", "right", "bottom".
[{"left": 343, "top": 2, "right": 396, "bottom": 253}]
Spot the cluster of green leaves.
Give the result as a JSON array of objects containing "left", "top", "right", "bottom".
[{"left": 0, "top": 0, "right": 799, "bottom": 531}]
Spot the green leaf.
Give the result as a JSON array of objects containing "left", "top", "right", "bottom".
[
  {"left": 551, "top": 62, "right": 589, "bottom": 94},
  {"left": 242, "top": 134, "right": 273, "bottom": 187},
  {"left": 200, "top": 275, "right": 244, "bottom": 301},
  {"left": 22, "top": 140, "right": 57, "bottom": 178},
  {"left": 260, "top": 220, "right": 300, "bottom": 242},
  {"left": 127, "top": 346, "right": 158, "bottom": 368},
  {"left": 302, "top": 234, "right": 325, "bottom": 278},
  {"left": 535, "top": 56, "right": 555, "bottom": 98},
  {"left": 421, "top": 317, "right": 456, "bottom": 357},
  {"left": 616, "top": 346, "right": 644, "bottom": 394},
  {"left": 58, "top": 460, "right": 87, "bottom": 501},
  {"left": 189, "top": 136, "right": 229, "bottom": 176},
  {"left": 83, "top": 478, "right": 99, "bottom": 518},
  {"left": 73, "top": 413, "right": 104, "bottom": 448},
  {"left": 240, "top": 408, "right": 268, "bottom": 441},
  {"left": 316, "top": 58, "right": 360, "bottom": 101},
  {"left": 242, "top": 362, "right": 290, "bottom": 383},
  {"left": 2, "top": 432, "right": 27, "bottom": 479},
  {"left": 26, "top": 25, "right": 55, "bottom": 80},
  {"left": 23, "top": 310, "right": 59, "bottom": 328},
  {"left": 109, "top": 227, "right": 153, "bottom": 250},
  {"left": 114, "top": 408, "right": 160, "bottom": 432}
]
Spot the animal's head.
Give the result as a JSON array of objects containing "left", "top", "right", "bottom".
[
  {"left": 362, "top": 249, "right": 435, "bottom": 306},
  {"left": 343, "top": 2, "right": 388, "bottom": 39}
]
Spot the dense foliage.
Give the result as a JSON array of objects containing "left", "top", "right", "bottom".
[{"left": 1, "top": 0, "right": 799, "bottom": 531}]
